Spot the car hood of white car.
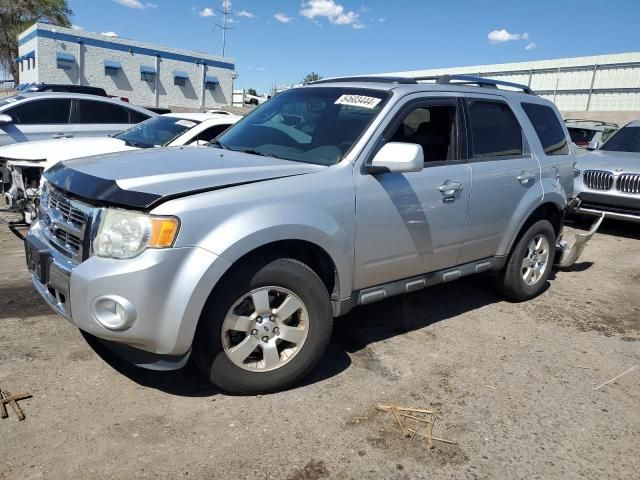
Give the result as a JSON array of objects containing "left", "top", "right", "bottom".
[
  {"left": 0, "top": 136, "right": 138, "bottom": 170},
  {"left": 576, "top": 150, "right": 640, "bottom": 173}
]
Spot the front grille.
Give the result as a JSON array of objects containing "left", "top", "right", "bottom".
[
  {"left": 41, "top": 187, "right": 95, "bottom": 263},
  {"left": 583, "top": 170, "right": 614, "bottom": 191},
  {"left": 48, "top": 189, "right": 87, "bottom": 228},
  {"left": 617, "top": 173, "right": 640, "bottom": 194}
]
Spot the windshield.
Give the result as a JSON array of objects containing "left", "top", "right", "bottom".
[
  {"left": 600, "top": 126, "right": 640, "bottom": 153},
  {"left": 567, "top": 127, "right": 597, "bottom": 146},
  {"left": 114, "top": 116, "right": 200, "bottom": 148},
  {"left": 215, "top": 87, "right": 389, "bottom": 165},
  {"left": 0, "top": 95, "right": 25, "bottom": 109}
]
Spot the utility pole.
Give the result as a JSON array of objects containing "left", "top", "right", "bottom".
[{"left": 215, "top": 2, "right": 234, "bottom": 57}]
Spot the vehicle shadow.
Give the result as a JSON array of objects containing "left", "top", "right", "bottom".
[{"left": 81, "top": 274, "right": 550, "bottom": 397}]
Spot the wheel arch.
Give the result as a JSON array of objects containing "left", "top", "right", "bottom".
[{"left": 502, "top": 200, "right": 564, "bottom": 256}]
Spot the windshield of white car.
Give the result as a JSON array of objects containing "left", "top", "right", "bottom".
[
  {"left": 215, "top": 87, "right": 390, "bottom": 166},
  {"left": 600, "top": 126, "right": 640, "bottom": 153},
  {"left": 0, "top": 95, "right": 25, "bottom": 109},
  {"left": 114, "top": 116, "right": 201, "bottom": 148}
]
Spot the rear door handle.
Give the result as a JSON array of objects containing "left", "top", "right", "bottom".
[
  {"left": 52, "top": 133, "right": 73, "bottom": 139},
  {"left": 517, "top": 172, "right": 536, "bottom": 184},
  {"left": 438, "top": 181, "right": 464, "bottom": 194}
]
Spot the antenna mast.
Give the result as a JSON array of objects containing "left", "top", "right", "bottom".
[{"left": 215, "top": 2, "right": 234, "bottom": 57}]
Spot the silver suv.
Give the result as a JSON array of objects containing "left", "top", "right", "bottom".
[
  {"left": 25, "top": 75, "right": 588, "bottom": 394},
  {"left": 0, "top": 92, "right": 154, "bottom": 146}
]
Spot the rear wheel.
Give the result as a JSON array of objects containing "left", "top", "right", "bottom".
[
  {"left": 496, "top": 219, "right": 555, "bottom": 301},
  {"left": 193, "top": 258, "right": 333, "bottom": 394}
]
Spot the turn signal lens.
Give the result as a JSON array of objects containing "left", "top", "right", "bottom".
[{"left": 149, "top": 218, "right": 180, "bottom": 248}]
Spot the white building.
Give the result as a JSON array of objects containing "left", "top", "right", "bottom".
[
  {"left": 378, "top": 52, "right": 640, "bottom": 120},
  {"left": 16, "top": 23, "right": 237, "bottom": 110}
]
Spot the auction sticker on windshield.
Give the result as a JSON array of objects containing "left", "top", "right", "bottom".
[
  {"left": 175, "top": 120, "right": 197, "bottom": 128},
  {"left": 334, "top": 95, "right": 382, "bottom": 109}
]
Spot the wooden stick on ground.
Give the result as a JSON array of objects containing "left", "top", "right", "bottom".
[
  {"left": 400, "top": 413, "right": 434, "bottom": 424},
  {"left": 0, "top": 390, "right": 8, "bottom": 419},
  {"left": 407, "top": 428, "right": 456, "bottom": 445},
  {"left": 390, "top": 406, "right": 409, "bottom": 437},
  {"left": 0, "top": 391, "right": 32, "bottom": 421},
  {"left": 427, "top": 416, "right": 435, "bottom": 449},
  {"left": 593, "top": 365, "right": 638, "bottom": 391},
  {"left": 377, "top": 405, "right": 436, "bottom": 415}
]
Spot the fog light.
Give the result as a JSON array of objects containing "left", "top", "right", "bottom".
[{"left": 91, "top": 295, "right": 136, "bottom": 331}]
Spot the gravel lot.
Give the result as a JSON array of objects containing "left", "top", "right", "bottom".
[{"left": 1, "top": 212, "right": 638, "bottom": 480}]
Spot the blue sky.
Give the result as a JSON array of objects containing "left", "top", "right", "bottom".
[{"left": 63, "top": 0, "right": 640, "bottom": 93}]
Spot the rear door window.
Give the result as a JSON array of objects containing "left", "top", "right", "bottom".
[
  {"left": 521, "top": 103, "right": 569, "bottom": 155},
  {"left": 75, "top": 100, "right": 130, "bottom": 124},
  {"left": 6, "top": 99, "right": 72, "bottom": 124},
  {"left": 466, "top": 100, "right": 523, "bottom": 159}
]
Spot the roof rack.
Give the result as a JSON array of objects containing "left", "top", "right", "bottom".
[
  {"left": 310, "top": 76, "right": 418, "bottom": 85},
  {"left": 564, "top": 119, "right": 619, "bottom": 128},
  {"left": 413, "top": 74, "right": 534, "bottom": 94}
]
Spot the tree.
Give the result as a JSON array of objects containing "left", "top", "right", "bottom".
[
  {"left": 0, "top": 0, "right": 73, "bottom": 83},
  {"left": 302, "top": 72, "right": 322, "bottom": 85},
  {"left": 246, "top": 88, "right": 257, "bottom": 96}
]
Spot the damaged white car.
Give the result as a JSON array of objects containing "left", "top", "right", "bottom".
[{"left": 0, "top": 113, "right": 240, "bottom": 222}]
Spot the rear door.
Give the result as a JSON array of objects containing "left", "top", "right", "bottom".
[
  {"left": 71, "top": 99, "right": 147, "bottom": 138},
  {"left": 0, "top": 98, "right": 73, "bottom": 145},
  {"left": 458, "top": 95, "right": 543, "bottom": 264}
]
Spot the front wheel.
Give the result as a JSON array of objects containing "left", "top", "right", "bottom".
[
  {"left": 496, "top": 219, "right": 555, "bottom": 301},
  {"left": 193, "top": 258, "right": 333, "bottom": 394}
]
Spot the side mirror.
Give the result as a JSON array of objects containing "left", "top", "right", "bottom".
[
  {"left": 368, "top": 142, "right": 424, "bottom": 174},
  {"left": 0, "top": 114, "right": 13, "bottom": 125},
  {"left": 586, "top": 140, "right": 599, "bottom": 150},
  {"left": 193, "top": 139, "right": 209, "bottom": 147}
]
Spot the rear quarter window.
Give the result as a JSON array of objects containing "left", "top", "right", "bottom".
[{"left": 521, "top": 103, "right": 569, "bottom": 156}]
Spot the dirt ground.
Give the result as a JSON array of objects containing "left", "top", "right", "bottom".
[{"left": 0, "top": 212, "right": 638, "bottom": 480}]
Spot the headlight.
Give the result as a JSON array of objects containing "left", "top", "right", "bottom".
[{"left": 93, "top": 208, "right": 180, "bottom": 259}]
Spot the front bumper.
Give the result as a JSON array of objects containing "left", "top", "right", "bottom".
[
  {"left": 26, "top": 220, "right": 232, "bottom": 359},
  {"left": 570, "top": 193, "right": 640, "bottom": 223}
]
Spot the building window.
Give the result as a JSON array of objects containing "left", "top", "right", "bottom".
[
  {"left": 104, "top": 60, "right": 122, "bottom": 77},
  {"left": 140, "top": 65, "right": 156, "bottom": 82},
  {"left": 205, "top": 75, "right": 219, "bottom": 91},
  {"left": 56, "top": 52, "right": 75, "bottom": 70},
  {"left": 174, "top": 71, "right": 189, "bottom": 86}
]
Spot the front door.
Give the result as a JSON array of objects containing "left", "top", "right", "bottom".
[{"left": 353, "top": 95, "right": 471, "bottom": 290}]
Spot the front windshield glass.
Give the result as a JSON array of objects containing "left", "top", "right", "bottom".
[
  {"left": 0, "top": 95, "right": 24, "bottom": 109},
  {"left": 216, "top": 87, "right": 389, "bottom": 165},
  {"left": 114, "top": 116, "right": 200, "bottom": 148},
  {"left": 600, "top": 126, "right": 640, "bottom": 153}
]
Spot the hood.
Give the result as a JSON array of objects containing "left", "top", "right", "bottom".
[
  {"left": 0, "top": 136, "right": 136, "bottom": 166},
  {"left": 576, "top": 150, "right": 640, "bottom": 173},
  {"left": 44, "top": 147, "right": 326, "bottom": 210}
]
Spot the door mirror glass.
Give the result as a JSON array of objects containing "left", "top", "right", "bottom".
[
  {"left": 368, "top": 142, "right": 424, "bottom": 174},
  {"left": 0, "top": 114, "right": 13, "bottom": 125}
]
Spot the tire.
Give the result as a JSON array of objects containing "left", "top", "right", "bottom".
[
  {"left": 496, "top": 219, "right": 556, "bottom": 301},
  {"left": 193, "top": 258, "right": 333, "bottom": 394}
]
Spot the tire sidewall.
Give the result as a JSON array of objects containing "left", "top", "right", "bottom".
[
  {"left": 194, "top": 259, "right": 332, "bottom": 394},
  {"left": 511, "top": 220, "right": 556, "bottom": 297}
]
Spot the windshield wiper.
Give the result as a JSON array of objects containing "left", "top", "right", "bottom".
[
  {"left": 210, "top": 139, "right": 229, "bottom": 150},
  {"left": 233, "top": 148, "right": 278, "bottom": 158}
]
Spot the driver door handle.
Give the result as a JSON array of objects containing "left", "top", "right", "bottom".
[
  {"left": 52, "top": 133, "right": 73, "bottom": 139},
  {"left": 438, "top": 182, "right": 464, "bottom": 194}
]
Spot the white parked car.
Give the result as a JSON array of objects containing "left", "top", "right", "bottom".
[{"left": 0, "top": 113, "right": 240, "bottom": 222}]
